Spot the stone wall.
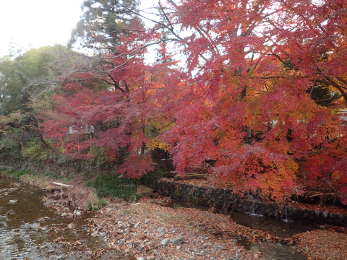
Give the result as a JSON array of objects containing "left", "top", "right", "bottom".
[{"left": 153, "top": 178, "right": 347, "bottom": 227}]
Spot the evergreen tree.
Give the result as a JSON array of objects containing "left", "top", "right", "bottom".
[{"left": 69, "top": 0, "right": 139, "bottom": 53}]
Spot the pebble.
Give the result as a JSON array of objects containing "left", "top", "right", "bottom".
[
  {"left": 157, "top": 227, "right": 165, "bottom": 235},
  {"left": 73, "top": 210, "right": 82, "bottom": 216},
  {"left": 38, "top": 216, "right": 49, "bottom": 222},
  {"left": 31, "top": 223, "right": 41, "bottom": 230},
  {"left": 161, "top": 238, "right": 170, "bottom": 246},
  {"left": 134, "top": 222, "right": 140, "bottom": 228},
  {"left": 67, "top": 223, "right": 75, "bottom": 229},
  {"left": 22, "top": 223, "right": 31, "bottom": 229},
  {"left": 6, "top": 209, "right": 15, "bottom": 215},
  {"left": 41, "top": 226, "right": 48, "bottom": 232},
  {"left": 8, "top": 200, "right": 18, "bottom": 204},
  {"left": 171, "top": 236, "right": 184, "bottom": 245}
]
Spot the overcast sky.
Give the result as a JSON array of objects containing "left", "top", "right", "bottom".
[{"left": 0, "top": 0, "right": 158, "bottom": 57}]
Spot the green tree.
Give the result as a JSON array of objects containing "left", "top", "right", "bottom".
[
  {"left": 0, "top": 45, "right": 84, "bottom": 115},
  {"left": 69, "top": 0, "right": 139, "bottom": 52},
  {"left": 0, "top": 45, "right": 87, "bottom": 163}
]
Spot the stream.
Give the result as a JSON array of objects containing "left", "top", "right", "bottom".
[
  {"left": 171, "top": 201, "right": 312, "bottom": 260},
  {"left": 0, "top": 175, "right": 131, "bottom": 260},
  {"left": 230, "top": 211, "right": 310, "bottom": 260}
]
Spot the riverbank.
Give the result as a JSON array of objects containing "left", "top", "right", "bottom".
[
  {"left": 0, "top": 174, "right": 130, "bottom": 259},
  {"left": 89, "top": 195, "right": 347, "bottom": 260},
  {"left": 2, "top": 171, "right": 258, "bottom": 259},
  {"left": 1, "top": 170, "right": 347, "bottom": 259}
]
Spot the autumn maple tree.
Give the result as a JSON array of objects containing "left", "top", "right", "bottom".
[{"left": 42, "top": 0, "right": 347, "bottom": 204}]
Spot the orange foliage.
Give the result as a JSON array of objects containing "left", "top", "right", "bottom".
[{"left": 42, "top": 0, "right": 347, "bottom": 203}]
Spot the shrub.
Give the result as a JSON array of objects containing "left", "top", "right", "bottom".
[{"left": 87, "top": 175, "right": 138, "bottom": 200}]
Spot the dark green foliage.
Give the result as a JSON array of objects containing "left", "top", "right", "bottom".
[
  {"left": 139, "top": 168, "right": 165, "bottom": 187},
  {"left": 0, "top": 46, "right": 91, "bottom": 170},
  {"left": 69, "top": 0, "right": 139, "bottom": 51},
  {"left": 0, "top": 45, "right": 78, "bottom": 115},
  {"left": 88, "top": 175, "right": 138, "bottom": 200},
  {"left": 0, "top": 130, "right": 23, "bottom": 161}
]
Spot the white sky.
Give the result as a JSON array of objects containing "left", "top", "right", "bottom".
[
  {"left": 0, "top": 0, "right": 159, "bottom": 57},
  {"left": 0, "top": 0, "right": 83, "bottom": 56}
]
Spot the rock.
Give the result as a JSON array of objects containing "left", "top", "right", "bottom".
[
  {"left": 22, "top": 223, "right": 32, "bottom": 229},
  {"left": 157, "top": 227, "right": 165, "bottom": 235},
  {"left": 160, "top": 237, "right": 184, "bottom": 246},
  {"left": 8, "top": 200, "right": 17, "bottom": 204},
  {"left": 73, "top": 210, "right": 82, "bottom": 216},
  {"left": 134, "top": 222, "right": 140, "bottom": 228},
  {"left": 38, "top": 216, "right": 49, "bottom": 222},
  {"left": 6, "top": 209, "right": 15, "bottom": 215},
  {"left": 67, "top": 223, "right": 75, "bottom": 229},
  {"left": 48, "top": 247, "right": 55, "bottom": 253},
  {"left": 40, "top": 226, "right": 48, "bottom": 232},
  {"left": 31, "top": 223, "right": 40, "bottom": 230},
  {"left": 214, "top": 245, "right": 224, "bottom": 250},
  {"left": 91, "top": 231, "right": 99, "bottom": 237},
  {"left": 171, "top": 236, "right": 184, "bottom": 245},
  {"left": 161, "top": 238, "right": 170, "bottom": 246}
]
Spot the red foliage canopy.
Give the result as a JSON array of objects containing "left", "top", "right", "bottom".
[{"left": 42, "top": 0, "right": 347, "bottom": 203}]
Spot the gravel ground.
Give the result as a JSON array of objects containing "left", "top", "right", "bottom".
[
  {"left": 88, "top": 196, "right": 284, "bottom": 260},
  {"left": 294, "top": 229, "right": 347, "bottom": 260}
]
